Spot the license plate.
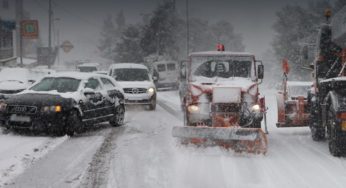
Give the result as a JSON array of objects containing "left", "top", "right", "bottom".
[{"left": 10, "top": 114, "right": 31, "bottom": 122}]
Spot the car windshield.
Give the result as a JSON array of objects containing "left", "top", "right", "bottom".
[
  {"left": 30, "top": 77, "right": 81, "bottom": 93},
  {"left": 113, "top": 68, "right": 149, "bottom": 81},
  {"left": 288, "top": 85, "right": 311, "bottom": 97},
  {"left": 190, "top": 56, "right": 253, "bottom": 81}
]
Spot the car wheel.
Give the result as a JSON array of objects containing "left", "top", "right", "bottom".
[
  {"left": 66, "top": 110, "right": 83, "bottom": 136},
  {"left": 110, "top": 104, "right": 125, "bottom": 127},
  {"left": 149, "top": 98, "right": 156, "bottom": 111}
]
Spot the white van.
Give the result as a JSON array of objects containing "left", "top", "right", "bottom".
[
  {"left": 152, "top": 61, "right": 179, "bottom": 89},
  {"left": 108, "top": 63, "right": 157, "bottom": 110}
]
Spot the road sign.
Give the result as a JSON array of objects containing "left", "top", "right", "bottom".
[
  {"left": 21, "top": 20, "right": 39, "bottom": 39},
  {"left": 61, "top": 40, "right": 74, "bottom": 53}
]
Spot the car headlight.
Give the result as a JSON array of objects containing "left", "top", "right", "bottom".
[
  {"left": 147, "top": 87, "right": 155, "bottom": 95},
  {"left": 41, "top": 105, "right": 62, "bottom": 113},
  {"left": 0, "top": 102, "right": 7, "bottom": 112},
  {"left": 187, "top": 105, "right": 199, "bottom": 113},
  {"left": 251, "top": 104, "right": 261, "bottom": 112}
]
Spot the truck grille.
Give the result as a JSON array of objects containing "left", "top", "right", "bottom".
[
  {"left": 7, "top": 105, "right": 37, "bottom": 114},
  {"left": 123, "top": 88, "right": 147, "bottom": 94}
]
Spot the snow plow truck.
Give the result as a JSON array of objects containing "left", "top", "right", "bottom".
[
  {"left": 172, "top": 45, "right": 268, "bottom": 154},
  {"left": 276, "top": 8, "right": 346, "bottom": 156}
]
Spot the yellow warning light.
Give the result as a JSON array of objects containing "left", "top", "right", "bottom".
[
  {"left": 324, "top": 8, "right": 332, "bottom": 19},
  {"left": 55, "top": 105, "right": 62, "bottom": 113}
]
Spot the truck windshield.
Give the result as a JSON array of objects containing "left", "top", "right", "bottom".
[
  {"left": 190, "top": 56, "right": 253, "bottom": 81},
  {"left": 30, "top": 77, "right": 81, "bottom": 93},
  {"left": 113, "top": 68, "right": 150, "bottom": 81}
]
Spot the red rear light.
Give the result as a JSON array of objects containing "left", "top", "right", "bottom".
[
  {"left": 337, "top": 112, "right": 346, "bottom": 120},
  {"left": 217, "top": 44, "right": 225, "bottom": 51}
]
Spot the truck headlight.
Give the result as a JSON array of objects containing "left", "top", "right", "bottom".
[
  {"left": 251, "top": 104, "right": 261, "bottom": 112},
  {"left": 0, "top": 102, "right": 7, "bottom": 112},
  {"left": 187, "top": 105, "right": 199, "bottom": 113},
  {"left": 147, "top": 87, "right": 155, "bottom": 95}
]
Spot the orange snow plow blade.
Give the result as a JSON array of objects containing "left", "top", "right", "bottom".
[{"left": 172, "top": 126, "right": 268, "bottom": 154}]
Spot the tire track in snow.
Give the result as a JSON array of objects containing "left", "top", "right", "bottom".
[{"left": 79, "top": 126, "right": 126, "bottom": 188}]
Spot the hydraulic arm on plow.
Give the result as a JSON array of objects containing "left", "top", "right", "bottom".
[{"left": 173, "top": 45, "right": 268, "bottom": 154}]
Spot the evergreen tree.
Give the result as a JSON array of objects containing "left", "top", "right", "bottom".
[
  {"left": 140, "top": 1, "right": 179, "bottom": 59},
  {"left": 98, "top": 14, "right": 116, "bottom": 60},
  {"left": 115, "top": 25, "right": 143, "bottom": 63}
]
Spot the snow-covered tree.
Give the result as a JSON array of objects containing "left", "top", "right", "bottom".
[
  {"left": 272, "top": 1, "right": 333, "bottom": 79},
  {"left": 98, "top": 12, "right": 127, "bottom": 60},
  {"left": 211, "top": 20, "right": 245, "bottom": 52},
  {"left": 140, "top": 1, "right": 179, "bottom": 59},
  {"left": 98, "top": 14, "right": 117, "bottom": 60},
  {"left": 115, "top": 25, "right": 143, "bottom": 63}
]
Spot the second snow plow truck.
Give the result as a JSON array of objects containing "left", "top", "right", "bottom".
[
  {"left": 172, "top": 45, "right": 268, "bottom": 154},
  {"left": 276, "top": 8, "right": 346, "bottom": 156}
]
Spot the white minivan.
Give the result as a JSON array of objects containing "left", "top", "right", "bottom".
[
  {"left": 108, "top": 63, "right": 157, "bottom": 110},
  {"left": 152, "top": 60, "right": 179, "bottom": 90}
]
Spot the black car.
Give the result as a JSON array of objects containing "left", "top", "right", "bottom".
[{"left": 0, "top": 72, "right": 125, "bottom": 136}]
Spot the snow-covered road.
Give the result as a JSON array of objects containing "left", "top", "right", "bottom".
[{"left": 1, "top": 90, "right": 346, "bottom": 188}]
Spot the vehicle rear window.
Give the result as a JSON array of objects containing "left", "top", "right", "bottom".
[
  {"left": 157, "top": 64, "right": 166, "bottom": 72},
  {"left": 167, "top": 63, "right": 176, "bottom": 71},
  {"left": 30, "top": 77, "right": 81, "bottom": 93}
]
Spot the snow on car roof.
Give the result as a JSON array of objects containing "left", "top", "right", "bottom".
[
  {"left": 45, "top": 72, "right": 100, "bottom": 80},
  {"left": 77, "top": 63, "right": 99, "bottom": 67},
  {"left": 109, "top": 63, "right": 148, "bottom": 70},
  {"left": 189, "top": 51, "right": 254, "bottom": 57},
  {"left": 152, "top": 60, "right": 177, "bottom": 65},
  {"left": 287, "top": 81, "right": 312, "bottom": 86}
]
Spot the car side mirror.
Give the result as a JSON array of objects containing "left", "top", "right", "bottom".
[
  {"left": 257, "top": 65, "right": 264, "bottom": 79},
  {"left": 152, "top": 76, "right": 158, "bottom": 81},
  {"left": 84, "top": 88, "right": 95, "bottom": 96}
]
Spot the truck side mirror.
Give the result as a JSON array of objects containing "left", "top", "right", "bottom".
[
  {"left": 258, "top": 65, "right": 264, "bottom": 79},
  {"left": 180, "top": 61, "right": 187, "bottom": 80}
]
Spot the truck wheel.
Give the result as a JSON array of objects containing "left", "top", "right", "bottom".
[
  {"left": 310, "top": 103, "right": 325, "bottom": 141},
  {"left": 327, "top": 106, "right": 343, "bottom": 157},
  {"left": 66, "top": 110, "right": 82, "bottom": 136},
  {"left": 311, "top": 126, "right": 325, "bottom": 141},
  {"left": 110, "top": 105, "right": 125, "bottom": 127}
]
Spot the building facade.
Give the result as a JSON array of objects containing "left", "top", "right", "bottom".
[{"left": 0, "top": 0, "right": 16, "bottom": 65}]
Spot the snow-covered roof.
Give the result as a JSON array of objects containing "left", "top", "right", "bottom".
[
  {"left": 287, "top": 81, "right": 312, "bottom": 86},
  {"left": 189, "top": 51, "right": 254, "bottom": 57},
  {"left": 77, "top": 63, "right": 99, "bottom": 67},
  {"left": 152, "top": 60, "right": 177, "bottom": 65},
  {"left": 46, "top": 72, "right": 99, "bottom": 80},
  {"left": 109, "top": 63, "right": 148, "bottom": 70},
  {"left": 321, "top": 77, "right": 346, "bottom": 83}
]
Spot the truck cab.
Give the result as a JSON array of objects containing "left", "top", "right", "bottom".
[{"left": 180, "top": 48, "right": 265, "bottom": 128}]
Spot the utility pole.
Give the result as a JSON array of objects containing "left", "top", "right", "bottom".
[
  {"left": 186, "top": 0, "right": 189, "bottom": 56},
  {"left": 48, "top": 0, "right": 53, "bottom": 68},
  {"left": 16, "top": 0, "right": 23, "bottom": 66}
]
